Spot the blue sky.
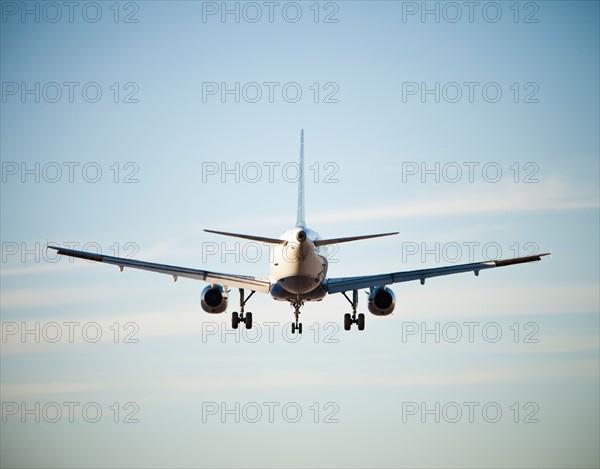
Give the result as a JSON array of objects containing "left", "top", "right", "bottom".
[{"left": 1, "top": 1, "right": 599, "bottom": 467}]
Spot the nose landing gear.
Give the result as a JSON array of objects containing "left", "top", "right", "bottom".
[{"left": 290, "top": 300, "right": 303, "bottom": 334}]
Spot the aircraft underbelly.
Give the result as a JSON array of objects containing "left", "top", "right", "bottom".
[
  {"left": 270, "top": 281, "right": 327, "bottom": 301},
  {"left": 278, "top": 274, "right": 319, "bottom": 293}
]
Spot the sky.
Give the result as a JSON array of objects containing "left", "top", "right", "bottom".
[{"left": 1, "top": 1, "right": 599, "bottom": 467}]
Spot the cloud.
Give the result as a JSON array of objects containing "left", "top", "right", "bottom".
[
  {"left": 2, "top": 358, "right": 597, "bottom": 398},
  {"left": 309, "top": 179, "right": 598, "bottom": 224},
  {"left": 169, "top": 177, "right": 598, "bottom": 231},
  {"left": 1, "top": 381, "right": 105, "bottom": 396}
]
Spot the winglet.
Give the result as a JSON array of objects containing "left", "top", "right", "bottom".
[{"left": 296, "top": 129, "right": 305, "bottom": 228}]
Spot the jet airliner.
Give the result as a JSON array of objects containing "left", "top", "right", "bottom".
[{"left": 49, "top": 130, "right": 549, "bottom": 334}]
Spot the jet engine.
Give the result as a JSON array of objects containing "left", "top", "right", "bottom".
[
  {"left": 367, "top": 286, "right": 395, "bottom": 316},
  {"left": 200, "top": 284, "right": 228, "bottom": 314}
]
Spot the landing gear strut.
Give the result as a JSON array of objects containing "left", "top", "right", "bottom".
[
  {"left": 290, "top": 300, "right": 303, "bottom": 334},
  {"left": 232, "top": 288, "right": 255, "bottom": 330},
  {"left": 342, "top": 290, "right": 365, "bottom": 331}
]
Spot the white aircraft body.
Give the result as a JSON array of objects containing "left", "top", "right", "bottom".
[{"left": 50, "top": 130, "right": 549, "bottom": 334}]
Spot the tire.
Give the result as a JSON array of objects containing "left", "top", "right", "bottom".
[
  {"left": 231, "top": 312, "right": 239, "bottom": 329},
  {"left": 291, "top": 323, "right": 296, "bottom": 334},
  {"left": 344, "top": 313, "right": 351, "bottom": 331},
  {"left": 245, "top": 312, "right": 253, "bottom": 329},
  {"left": 298, "top": 323, "right": 303, "bottom": 334},
  {"left": 357, "top": 313, "right": 365, "bottom": 331}
]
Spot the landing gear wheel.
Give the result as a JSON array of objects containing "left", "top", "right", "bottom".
[
  {"left": 245, "top": 312, "right": 253, "bottom": 329},
  {"left": 344, "top": 313, "right": 352, "bottom": 331},
  {"left": 231, "top": 312, "right": 239, "bottom": 329},
  {"left": 298, "top": 323, "right": 303, "bottom": 334},
  {"left": 291, "top": 323, "right": 296, "bottom": 334},
  {"left": 357, "top": 313, "right": 365, "bottom": 331}
]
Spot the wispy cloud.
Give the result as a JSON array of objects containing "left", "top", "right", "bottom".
[
  {"left": 310, "top": 179, "right": 598, "bottom": 224},
  {"left": 3, "top": 358, "right": 597, "bottom": 398},
  {"left": 171, "top": 177, "right": 598, "bottom": 230}
]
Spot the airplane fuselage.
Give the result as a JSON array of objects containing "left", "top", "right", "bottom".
[{"left": 269, "top": 226, "right": 328, "bottom": 302}]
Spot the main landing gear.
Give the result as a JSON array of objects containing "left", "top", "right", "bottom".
[
  {"left": 231, "top": 288, "right": 255, "bottom": 330},
  {"left": 290, "top": 300, "right": 303, "bottom": 334},
  {"left": 342, "top": 290, "right": 365, "bottom": 331}
]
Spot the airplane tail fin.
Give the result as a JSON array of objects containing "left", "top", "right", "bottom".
[{"left": 296, "top": 129, "right": 305, "bottom": 228}]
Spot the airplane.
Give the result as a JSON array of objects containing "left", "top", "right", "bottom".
[{"left": 49, "top": 130, "right": 549, "bottom": 334}]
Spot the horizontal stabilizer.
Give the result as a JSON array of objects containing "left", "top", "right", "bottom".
[
  {"left": 204, "top": 229, "right": 287, "bottom": 245},
  {"left": 314, "top": 232, "right": 399, "bottom": 247}
]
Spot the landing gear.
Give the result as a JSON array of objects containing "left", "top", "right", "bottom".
[
  {"left": 341, "top": 290, "right": 365, "bottom": 331},
  {"left": 357, "top": 313, "right": 365, "bottom": 331},
  {"left": 344, "top": 313, "right": 351, "bottom": 331},
  {"left": 290, "top": 300, "right": 303, "bottom": 334},
  {"left": 231, "top": 288, "right": 255, "bottom": 330}
]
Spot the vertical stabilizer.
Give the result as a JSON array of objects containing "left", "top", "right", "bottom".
[{"left": 296, "top": 129, "right": 306, "bottom": 228}]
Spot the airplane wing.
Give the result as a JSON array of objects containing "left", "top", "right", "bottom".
[
  {"left": 325, "top": 253, "right": 550, "bottom": 294},
  {"left": 47, "top": 246, "right": 271, "bottom": 293}
]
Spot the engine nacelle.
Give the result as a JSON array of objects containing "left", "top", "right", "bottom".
[
  {"left": 367, "top": 286, "right": 395, "bottom": 316},
  {"left": 201, "top": 284, "right": 228, "bottom": 314}
]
